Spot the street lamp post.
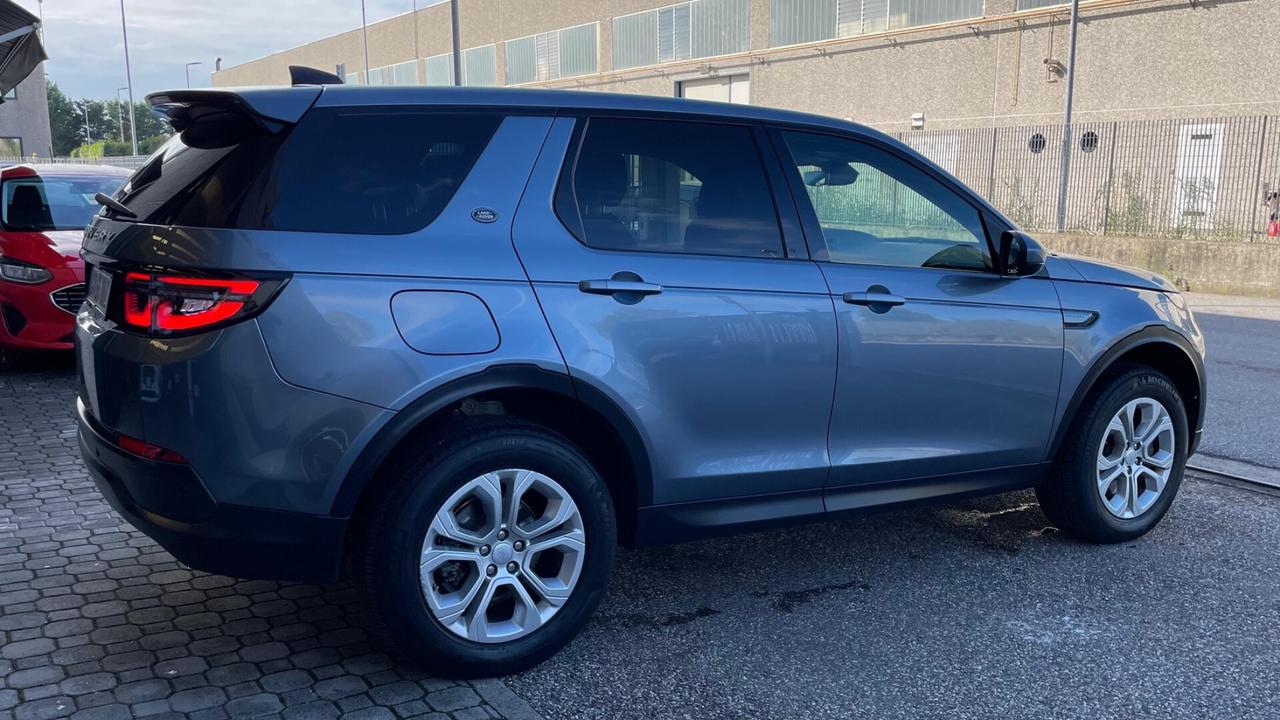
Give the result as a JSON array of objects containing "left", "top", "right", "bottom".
[
  {"left": 450, "top": 0, "right": 461, "bottom": 87},
  {"left": 115, "top": 87, "right": 128, "bottom": 142},
  {"left": 81, "top": 102, "right": 91, "bottom": 144},
  {"left": 360, "top": 0, "right": 370, "bottom": 82},
  {"left": 185, "top": 61, "right": 203, "bottom": 89},
  {"left": 119, "top": 0, "right": 139, "bottom": 156}
]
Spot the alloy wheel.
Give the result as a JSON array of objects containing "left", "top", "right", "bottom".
[
  {"left": 1096, "top": 397, "right": 1176, "bottom": 520},
  {"left": 419, "top": 469, "right": 586, "bottom": 643}
]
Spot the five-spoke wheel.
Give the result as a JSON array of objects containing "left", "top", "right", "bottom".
[{"left": 421, "top": 469, "right": 586, "bottom": 643}]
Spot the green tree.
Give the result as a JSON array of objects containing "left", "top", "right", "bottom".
[
  {"left": 46, "top": 81, "right": 81, "bottom": 155},
  {"left": 46, "top": 79, "right": 172, "bottom": 156}
]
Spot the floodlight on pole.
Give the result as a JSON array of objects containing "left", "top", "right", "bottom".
[
  {"left": 185, "top": 61, "right": 203, "bottom": 88},
  {"left": 119, "top": 0, "right": 139, "bottom": 156}
]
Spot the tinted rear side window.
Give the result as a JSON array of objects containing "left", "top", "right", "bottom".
[
  {"left": 566, "top": 117, "right": 784, "bottom": 259},
  {"left": 112, "top": 108, "right": 501, "bottom": 235}
]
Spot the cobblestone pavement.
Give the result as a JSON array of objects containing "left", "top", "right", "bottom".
[{"left": 0, "top": 356, "right": 539, "bottom": 720}]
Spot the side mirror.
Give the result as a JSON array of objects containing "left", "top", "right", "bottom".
[{"left": 998, "top": 230, "right": 1046, "bottom": 277}]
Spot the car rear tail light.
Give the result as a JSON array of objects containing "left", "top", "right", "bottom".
[
  {"left": 121, "top": 271, "right": 284, "bottom": 336},
  {"left": 117, "top": 434, "right": 188, "bottom": 464}
]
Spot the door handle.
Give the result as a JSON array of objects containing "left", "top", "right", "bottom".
[
  {"left": 843, "top": 290, "right": 905, "bottom": 308},
  {"left": 578, "top": 279, "right": 663, "bottom": 296}
]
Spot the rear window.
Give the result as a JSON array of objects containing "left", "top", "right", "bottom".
[
  {"left": 1, "top": 175, "right": 127, "bottom": 232},
  {"left": 110, "top": 108, "right": 502, "bottom": 235}
]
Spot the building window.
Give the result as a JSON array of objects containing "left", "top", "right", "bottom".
[
  {"left": 0, "top": 138, "right": 20, "bottom": 156},
  {"left": 344, "top": 71, "right": 365, "bottom": 85},
  {"left": 1029, "top": 133, "right": 1047, "bottom": 154},
  {"left": 505, "top": 22, "right": 598, "bottom": 85},
  {"left": 424, "top": 45, "right": 498, "bottom": 86},
  {"left": 1080, "top": 131, "right": 1099, "bottom": 153},
  {"left": 363, "top": 60, "right": 420, "bottom": 86},
  {"left": 770, "top": 0, "right": 985, "bottom": 47},
  {"left": 1017, "top": 0, "right": 1065, "bottom": 9},
  {"left": 614, "top": 0, "right": 749, "bottom": 71}
]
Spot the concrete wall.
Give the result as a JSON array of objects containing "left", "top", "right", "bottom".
[
  {"left": 214, "top": 0, "right": 1280, "bottom": 130},
  {"left": 1041, "top": 233, "right": 1280, "bottom": 297},
  {"left": 0, "top": 64, "right": 52, "bottom": 159}
]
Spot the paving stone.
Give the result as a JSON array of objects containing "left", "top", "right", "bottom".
[{"left": 0, "top": 365, "right": 515, "bottom": 720}]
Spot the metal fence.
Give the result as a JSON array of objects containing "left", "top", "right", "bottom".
[
  {"left": 892, "top": 115, "right": 1280, "bottom": 242},
  {"left": 0, "top": 155, "right": 151, "bottom": 171}
]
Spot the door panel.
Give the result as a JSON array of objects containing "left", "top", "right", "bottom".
[
  {"left": 512, "top": 117, "right": 837, "bottom": 506},
  {"left": 820, "top": 263, "right": 1063, "bottom": 489},
  {"left": 771, "top": 127, "right": 1064, "bottom": 499}
]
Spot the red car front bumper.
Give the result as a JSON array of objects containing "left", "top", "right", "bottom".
[{"left": 0, "top": 262, "right": 84, "bottom": 350}]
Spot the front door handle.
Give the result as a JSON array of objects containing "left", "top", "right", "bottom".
[
  {"left": 578, "top": 279, "right": 663, "bottom": 297},
  {"left": 843, "top": 287, "right": 906, "bottom": 311}
]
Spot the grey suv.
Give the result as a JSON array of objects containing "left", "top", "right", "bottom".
[{"left": 77, "top": 85, "right": 1205, "bottom": 676}]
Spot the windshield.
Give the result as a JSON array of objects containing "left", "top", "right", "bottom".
[{"left": 1, "top": 175, "right": 128, "bottom": 232}]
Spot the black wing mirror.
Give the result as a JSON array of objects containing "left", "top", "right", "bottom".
[{"left": 998, "top": 230, "right": 1046, "bottom": 277}]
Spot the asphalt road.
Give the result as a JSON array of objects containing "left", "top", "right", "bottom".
[
  {"left": 507, "top": 478, "right": 1280, "bottom": 720},
  {"left": 1186, "top": 293, "right": 1280, "bottom": 470}
]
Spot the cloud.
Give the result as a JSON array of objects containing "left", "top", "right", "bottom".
[{"left": 15, "top": 0, "right": 416, "bottom": 99}]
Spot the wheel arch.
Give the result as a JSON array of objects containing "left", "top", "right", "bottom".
[
  {"left": 1049, "top": 325, "right": 1205, "bottom": 460},
  {"left": 333, "top": 364, "right": 653, "bottom": 546}
]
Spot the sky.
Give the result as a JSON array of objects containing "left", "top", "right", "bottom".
[{"left": 15, "top": 0, "right": 444, "bottom": 100}]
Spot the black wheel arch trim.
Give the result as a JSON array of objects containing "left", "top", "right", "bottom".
[
  {"left": 329, "top": 363, "right": 655, "bottom": 518},
  {"left": 1048, "top": 324, "right": 1206, "bottom": 460}
]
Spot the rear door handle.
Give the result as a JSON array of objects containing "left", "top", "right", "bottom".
[
  {"left": 578, "top": 279, "right": 663, "bottom": 296},
  {"left": 843, "top": 290, "right": 905, "bottom": 308}
]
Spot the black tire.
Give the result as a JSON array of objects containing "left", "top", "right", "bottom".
[
  {"left": 358, "top": 418, "right": 616, "bottom": 677},
  {"left": 1037, "top": 365, "right": 1189, "bottom": 544}
]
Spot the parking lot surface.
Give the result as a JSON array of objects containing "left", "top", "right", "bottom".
[
  {"left": 0, "top": 358, "right": 534, "bottom": 720},
  {"left": 4, "top": 322, "right": 1280, "bottom": 719}
]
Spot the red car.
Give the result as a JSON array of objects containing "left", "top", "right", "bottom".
[{"left": 0, "top": 164, "right": 132, "bottom": 352}]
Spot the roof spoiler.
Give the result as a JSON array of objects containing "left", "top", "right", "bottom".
[
  {"left": 146, "top": 87, "right": 322, "bottom": 133},
  {"left": 289, "top": 65, "right": 343, "bottom": 86}
]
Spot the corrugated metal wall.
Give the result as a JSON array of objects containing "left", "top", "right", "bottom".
[
  {"left": 558, "top": 23, "right": 599, "bottom": 78},
  {"left": 614, "top": 11, "right": 659, "bottom": 69},
  {"left": 1017, "top": 0, "right": 1066, "bottom": 10},
  {"left": 691, "top": 0, "right": 750, "bottom": 59},
  {"left": 616, "top": 0, "right": 748, "bottom": 71},
  {"left": 771, "top": 0, "right": 838, "bottom": 46},
  {"left": 504, "top": 35, "right": 538, "bottom": 84},
  {"left": 463, "top": 45, "right": 498, "bottom": 86},
  {"left": 424, "top": 54, "right": 453, "bottom": 85}
]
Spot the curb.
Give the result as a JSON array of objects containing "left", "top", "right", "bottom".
[{"left": 1189, "top": 454, "right": 1280, "bottom": 489}]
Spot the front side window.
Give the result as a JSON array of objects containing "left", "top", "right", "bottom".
[
  {"left": 568, "top": 117, "right": 784, "bottom": 259},
  {"left": 1, "top": 175, "right": 127, "bottom": 231},
  {"left": 781, "top": 130, "right": 991, "bottom": 271}
]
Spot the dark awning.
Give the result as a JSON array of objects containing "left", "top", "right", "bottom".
[{"left": 0, "top": 0, "right": 46, "bottom": 99}]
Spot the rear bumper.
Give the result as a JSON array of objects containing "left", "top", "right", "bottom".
[{"left": 78, "top": 399, "right": 347, "bottom": 582}]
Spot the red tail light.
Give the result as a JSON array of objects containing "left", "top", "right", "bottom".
[
  {"left": 117, "top": 434, "right": 188, "bottom": 464},
  {"left": 122, "top": 271, "right": 282, "bottom": 335}
]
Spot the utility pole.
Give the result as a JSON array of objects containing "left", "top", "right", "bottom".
[
  {"left": 81, "top": 102, "right": 91, "bottom": 144},
  {"left": 450, "top": 0, "right": 461, "bottom": 86},
  {"left": 360, "top": 0, "right": 371, "bottom": 82},
  {"left": 115, "top": 87, "right": 128, "bottom": 142},
  {"left": 1054, "top": 0, "right": 1081, "bottom": 233},
  {"left": 119, "top": 0, "right": 139, "bottom": 156}
]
